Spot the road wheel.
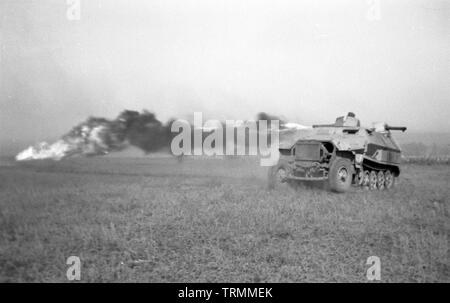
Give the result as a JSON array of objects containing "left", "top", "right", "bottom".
[
  {"left": 377, "top": 171, "right": 385, "bottom": 190},
  {"left": 384, "top": 170, "right": 395, "bottom": 189},
  {"left": 328, "top": 157, "right": 353, "bottom": 193},
  {"left": 369, "top": 170, "right": 378, "bottom": 190},
  {"left": 362, "top": 171, "right": 370, "bottom": 187},
  {"left": 356, "top": 169, "right": 365, "bottom": 186},
  {"left": 268, "top": 161, "right": 292, "bottom": 190}
]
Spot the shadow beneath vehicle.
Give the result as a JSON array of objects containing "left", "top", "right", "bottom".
[{"left": 291, "top": 180, "right": 328, "bottom": 191}]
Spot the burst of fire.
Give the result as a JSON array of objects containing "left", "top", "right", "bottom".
[
  {"left": 15, "top": 110, "right": 173, "bottom": 161},
  {"left": 17, "top": 111, "right": 128, "bottom": 161},
  {"left": 15, "top": 140, "right": 73, "bottom": 161},
  {"left": 15, "top": 123, "right": 120, "bottom": 161}
]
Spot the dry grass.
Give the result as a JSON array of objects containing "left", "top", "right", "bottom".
[
  {"left": 403, "top": 156, "right": 450, "bottom": 165},
  {"left": 0, "top": 156, "right": 448, "bottom": 282}
]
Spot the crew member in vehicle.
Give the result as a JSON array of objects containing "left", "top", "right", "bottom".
[{"left": 335, "top": 112, "right": 360, "bottom": 127}]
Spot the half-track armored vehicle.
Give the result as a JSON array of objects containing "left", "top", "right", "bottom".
[{"left": 269, "top": 116, "right": 406, "bottom": 192}]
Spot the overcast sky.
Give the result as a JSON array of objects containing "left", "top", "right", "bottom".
[{"left": 0, "top": 0, "right": 449, "bottom": 150}]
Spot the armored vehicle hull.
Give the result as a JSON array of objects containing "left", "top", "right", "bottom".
[{"left": 269, "top": 123, "right": 406, "bottom": 192}]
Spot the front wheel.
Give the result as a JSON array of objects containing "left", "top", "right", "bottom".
[{"left": 328, "top": 157, "right": 354, "bottom": 193}]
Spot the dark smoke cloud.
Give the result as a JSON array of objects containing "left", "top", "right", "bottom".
[
  {"left": 116, "top": 110, "right": 174, "bottom": 153},
  {"left": 256, "top": 112, "right": 285, "bottom": 129}
]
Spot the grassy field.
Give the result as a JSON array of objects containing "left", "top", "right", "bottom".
[{"left": 0, "top": 156, "right": 448, "bottom": 282}]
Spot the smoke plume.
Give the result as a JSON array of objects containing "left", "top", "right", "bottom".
[{"left": 15, "top": 110, "right": 173, "bottom": 161}]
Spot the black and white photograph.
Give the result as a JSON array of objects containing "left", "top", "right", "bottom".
[{"left": 0, "top": 0, "right": 449, "bottom": 287}]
